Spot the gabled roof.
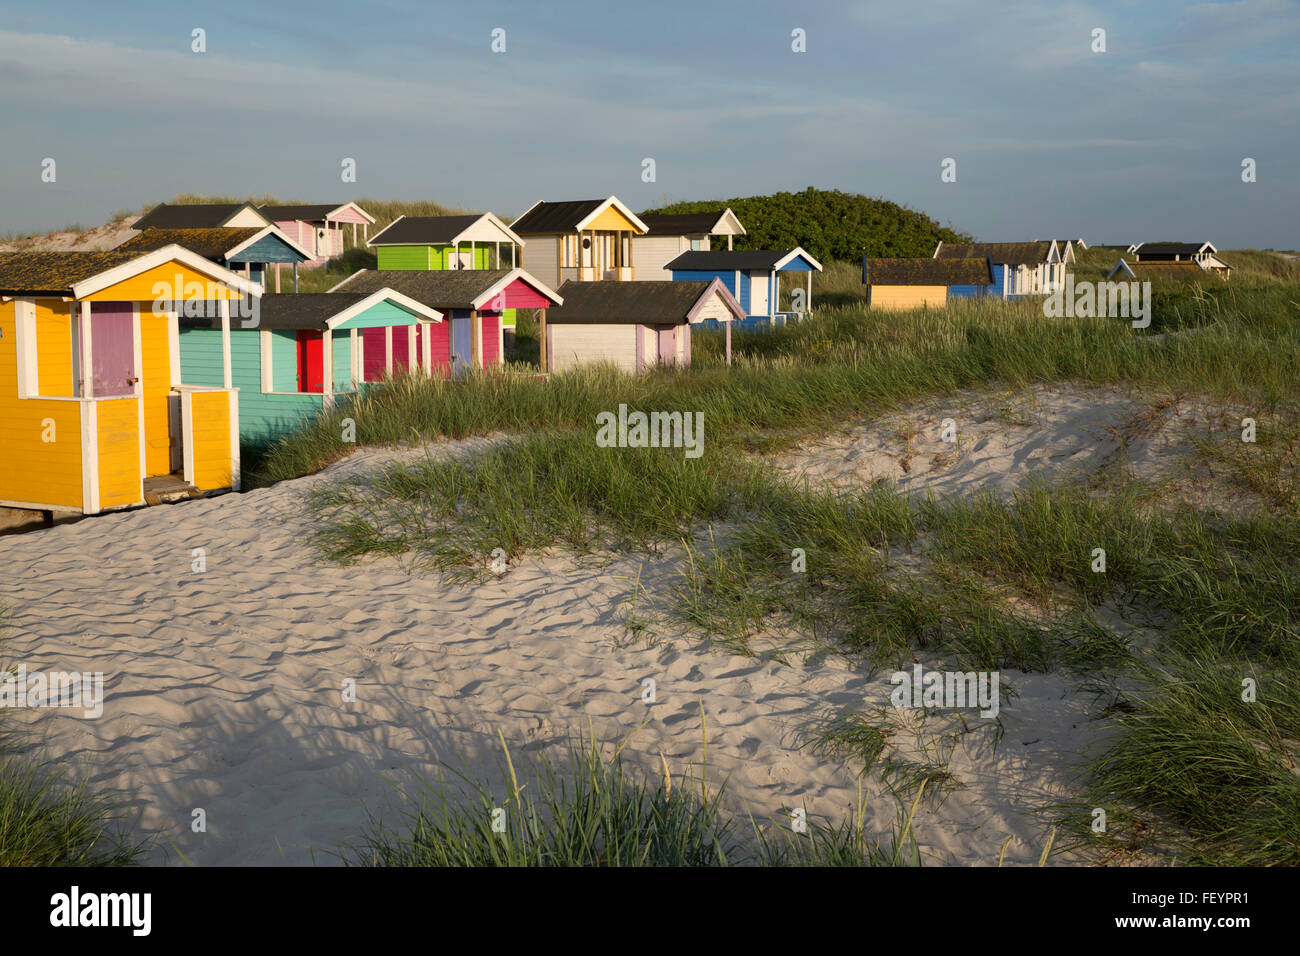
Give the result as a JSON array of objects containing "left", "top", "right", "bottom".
[
  {"left": 639, "top": 208, "right": 746, "bottom": 238},
  {"left": 863, "top": 257, "right": 995, "bottom": 286},
  {"left": 1133, "top": 241, "right": 1217, "bottom": 257},
  {"left": 134, "top": 202, "right": 271, "bottom": 230},
  {"left": 259, "top": 202, "right": 376, "bottom": 224},
  {"left": 665, "top": 247, "right": 823, "bottom": 273},
  {"left": 548, "top": 279, "right": 744, "bottom": 324},
  {"left": 0, "top": 246, "right": 261, "bottom": 298},
  {"left": 260, "top": 290, "right": 441, "bottom": 329},
  {"left": 510, "top": 196, "right": 649, "bottom": 235},
  {"left": 330, "top": 268, "right": 562, "bottom": 310},
  {"left": 367, "top": 213, "right": 523, "bottom": 248},
  {"left": 114, "top": 225, "right": 313, "bottom": 263},
  {"left": 934, "top": 241, "right": 1057, "bottom": 266}
]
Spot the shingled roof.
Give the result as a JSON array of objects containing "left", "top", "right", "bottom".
[
  {"left": 134, "top": 202, "right": 268, "bottom": 230},
  {"left": 665, "top": 248, "right": 822, "bottom": 272},
  {"left": 115, "top": 227, "right": 264, "bottom": 260},
  {"left": 547, "top": 280, "right": 743, "bottom": 324},
  {"left": 1108, "top": 259, "right": 1220, "bottom": 280},
  {"left": 863, "top": 257, "right": 994, "bottom": 286},
  {"left": 639, "top": 210, "right": 744, "bottom": 237},
  {"left": 1134, "top": 242, "right": 1215, "bottom": 257},
  {"left": 331, "top": 268, "right": 560, "bottom": 309},
  {"left": 935, "top": 241, "right": 1055, "bottom": 266},
  {"left": 510, "top": 200, "right": 606, "bottom": 234},
  {"left": 0, "top": 251, "right": 142, "bottom": 295}
]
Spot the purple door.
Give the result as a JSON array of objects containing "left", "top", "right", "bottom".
[
  {"left": 90, "top": 303, "right": 135, "bottom": 396},
  {"left": 656, "top": 325, "right": 676, "bottom": 366}
]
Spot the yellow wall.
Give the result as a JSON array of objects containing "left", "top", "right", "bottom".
[
  {"left": 584, "top": 206, "right": 643, "bottom": 233},
  {"left": 140, "top": 313, "right": 173, "bottom": 476},
  {"left": 96, "top": 397, "right": 142, "bottom": 508},
  {"left": 870, "top": 286, "right": 948, "bottom": 310},
  {"left": 81, "top": 262, "right": 247, "bottom": 302},
  {"left": 34, "top": 298, "right": 75, "bottom": 396},
  {"left": 189, "top": 390, "right": 232, "bottom": 490},
  {"left": 0, "top": 301, "right": 85, "bottom": 509}
]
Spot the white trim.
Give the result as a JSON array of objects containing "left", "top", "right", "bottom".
[
  {"left": 70, "top": 244, "right": 263, "bottom": 299},
  {"left": 260, "top": 330, "right": 273, "bottom": 393},
  {"left": 167, "top": 310, "right": 181, "bottom": 384},
  {"left": 771, "top": 247, "right": 824, "bottom": 272},
  {"left": 350, "top": 328, "right": 359, "bottom": 386},
  {"left": 81, "top": 400, "right": 99, "bottom": 514},
  {"left": 220, "top": 298, "right": 232, "bottom": 388},
  {"left": 181, "top": 391, "right": 195, "bottom": 485},
  {"left": 384, "top": 326, "right": 393, "bottom": 374},
  {"left": 79, "top": 302, "right": 93, "bottom": 398},
  {"left": 421, "top": 323, "right": 432, "bottom": 374},
  {"left": 14, "top": 298, "right": 38, "bottom": 398},
  {"left": 322, "top": 328, "right": 334, "bottom": 396},
  {"left": 407, "top": 325, "right": 417, "bottom": 372},
  {"left": 573, "top": 196, "right": 649, "bottom": 235},
  {"left": 229, "top": 390, "right": 241, "bottom": 492},
  {"left": 497, "top": 318, "right": 503, "bottom": 365}
]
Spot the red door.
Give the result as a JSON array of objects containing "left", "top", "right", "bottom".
[
  {"left": 297, "top": 330, "right": 324, "bottom": 393},
  {"left": 90, "top": 302, "right": 135, "bottom": 396}
]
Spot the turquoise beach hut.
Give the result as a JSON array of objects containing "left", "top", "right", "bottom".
[{"left": 176, "top": 290, "right": 442, "bottom": 446}]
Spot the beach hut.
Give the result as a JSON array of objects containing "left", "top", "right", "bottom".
[
  {"left": 1131, "top": 242, "right": 1232, "bottom": 277},
  {"left": 330, "top": 268, "right": 561, "bottom": 374},
  {"left": 631, "top": 209, "right": 746, "bottom": 279},
  {"left": 176, "top": 290, "right": 442, "bottom": 446},
  {"left": 933, "top": 241, "right": 1064, "bottom": 297},
  {"left": 862, "top": 257, "right": 995, "bottom": 309},
  {"left": 366, "top": 213, "right": 523, "bottom": 271},
  {"left": 510, "top": 197, "right": 649, "bottom": 288},
  {"left": 114, "top": 226, "right": 312, "bottom": 292},
  {"left": 133, "top": 202, "right": 271, "bottom": 231},
  {"left": 666, "top": 247, "right": 823, "bottom": 326},
  {"left": 260, "top": 203, "right": 377, "bottom": 268},
  {"left": 0, "top": 246, "right": 260, "bottom": 515},
  {"left": 543, "top": 279, "right": 744, "bottom": 373},
  {"left": 1106, "top": 259, "right": 1224, "bottom": 282}
]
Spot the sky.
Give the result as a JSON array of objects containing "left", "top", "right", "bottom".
[{"left": 1, "top": 0, "right": 1297, "bottom": 248}]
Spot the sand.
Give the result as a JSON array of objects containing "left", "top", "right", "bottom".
[
  {"left": 3, "top": 386, "right": 1219, "bottom": 866},
  {"left": 772, "top": 383, "right": 1258, "bottom": 513}
]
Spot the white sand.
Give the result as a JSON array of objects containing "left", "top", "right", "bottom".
[
  {"left": 1, "top": 392, "right": 1185, "bottom": 867},
  {"left": 773, "top": 383, "right": 1253, "bottom": 511}
]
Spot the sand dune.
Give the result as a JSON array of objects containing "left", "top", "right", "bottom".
[{"left": 0, "top": 395, "right": 1169, "bottom": 866}]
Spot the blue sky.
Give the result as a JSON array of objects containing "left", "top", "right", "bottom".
[{"left": 1, "top": 0, "right": 1297, "bottom": 247}]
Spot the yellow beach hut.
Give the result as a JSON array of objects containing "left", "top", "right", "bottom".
[{"left": 0, "top": 245, "right": 260, "bottom": 516}]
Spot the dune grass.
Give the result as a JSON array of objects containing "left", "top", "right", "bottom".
[
  {"left": 351, "top": 730, "right": 922, "bottom": 867},
  {"left": 0, "top": 628, "right": 144, "bottom": 866}
]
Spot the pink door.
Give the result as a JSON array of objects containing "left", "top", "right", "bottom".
[
  {"left": 656, "top": 325, "right": 676, "bottom": 366},
  {"left": 90, "top": 302, "right": 135, "bottom": 396}
]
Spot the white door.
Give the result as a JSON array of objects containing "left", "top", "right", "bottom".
[{"left": 749, "top": 271, "right": 770, "bottom": 315}]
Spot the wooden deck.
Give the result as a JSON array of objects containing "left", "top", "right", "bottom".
[{"left": 142, "top": 473, "right": 203, "bottom": 505}]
